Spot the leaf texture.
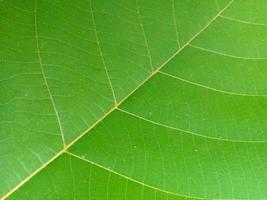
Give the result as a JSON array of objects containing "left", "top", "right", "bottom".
[{"left": 1, "top": 0, "right": 267, "bottom": 199}]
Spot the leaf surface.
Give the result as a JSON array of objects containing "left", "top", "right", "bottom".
[{"left": 1, "top": 0, "right": 267, "bottom": 199}]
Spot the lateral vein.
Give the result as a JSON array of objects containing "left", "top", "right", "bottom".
[
  {"left": 90, "top": 0, "right": 117, "bottom": 105},
  {"left": 117, "top": 108, "right": 266, "bottom": 143},
  {"left": 158, "top": 71, "right": 267, "bottom": 97},
  {"left": 171, "top": 0, "right": 181, "bottom": 48},
  {"left": 136, "top": 0, "right": 154, "bottom": 72},
  {"left": 33, "top": 0, "right": 65, "bottom": 146},
  {"left": 65, "top": 151, "right": 208, "bottom": 200}
]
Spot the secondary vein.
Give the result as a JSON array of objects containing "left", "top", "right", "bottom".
[
  {"left": 33, "top": 0, "right": 65, "bottom": 145},
  {"left": 117, "top": 108, "right": 266, "bottom": 143},
  {"left": 136, "top": 0, "right": 154, "bottom": 72},
  {"left": 90, "top": 0, "right": 117, "bottom": 105},
  {"left": 65, "top": 151, "right": 208, "bottom": 200}
]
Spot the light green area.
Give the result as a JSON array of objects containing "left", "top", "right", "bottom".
[
  {"left": 191, "top": 17, "right": 267, "bottom": 58},
  {"left": 8, "top": 153, "right": 192, "bottom": 200},
  {"left": 172, "top": 0, "right": 229, "bottom": 45},
  {"left": 3, "top": 0, "right": 267, "bottom": 199},
  {"left": 223, "top": 0, "right": 267, "bottom": 24},
  {"left": 34, "top": 0, "right": 115, "bottom": 142},
  {"left": 68, "top": 110, "right": 267, "bottom": 199},
  {"left": 0, "top": 1, "right": 63, "bottom": 195},
  {"left": 121, "top": 73, "right": 267, "bottom": 141},
  {"left": 9, "top": 111, "right": 267, "bottom": 199},
  {"left": 162, "top": 46, "right": 267, "bottom": 95}
]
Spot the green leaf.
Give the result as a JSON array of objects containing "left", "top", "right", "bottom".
[{"left": 1, "top": 0, "right": 267, "bottom": 199}]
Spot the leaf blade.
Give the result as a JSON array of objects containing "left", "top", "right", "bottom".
[{"left": 7, "top": 1, "right": 267, "bottom": 200}]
